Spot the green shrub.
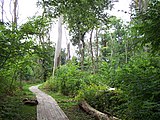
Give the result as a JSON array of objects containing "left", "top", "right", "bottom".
[
  {"left": 46, "top": 62, "right": 88, "bottom": 96},
  {"left": 115, "top": 53, "right": 160, "bottom": 120},
  {"left": 77, "top": 84, "right": 125, "bottom": 115}
]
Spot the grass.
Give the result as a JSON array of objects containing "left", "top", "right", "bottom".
[
  {"left": 0, "top": 83, "right": 36, "bottom": 120},
  {"left": 40, "top": 87, "right": 95, "bottom": 120}
]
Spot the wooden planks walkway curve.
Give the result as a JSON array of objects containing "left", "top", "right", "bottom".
[{"left": 29, "top": 85, "right": 69, "bottom": 120}]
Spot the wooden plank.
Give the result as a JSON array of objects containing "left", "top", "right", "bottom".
[{"left": 29, "top": 85, "right": 69, "bottom": 120}]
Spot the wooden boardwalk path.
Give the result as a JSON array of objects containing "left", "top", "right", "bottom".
[{"left": 29, "top": 85, "right": 69, "bottom": 120}]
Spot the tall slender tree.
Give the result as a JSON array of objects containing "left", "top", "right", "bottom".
[
  {"left": 89, "top": 29, "right": 95, "bottom": 73},
  {"left": 52, "top": 16, "right": 63, "bottom": 76},
  {"left": 1, "top": 0, "right": 4, "bottom": 22},
  {"left": 13, "top": 0, "right": 18, "bottom": 27},
  {"left": 38, "top": 0, "right": 112, "bottom": 70}
]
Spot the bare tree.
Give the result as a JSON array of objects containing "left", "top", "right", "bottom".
[
  {"left": 13, "top": 0, "right": 18, "bottom": 26},
  {"left": 1, "top": 0, "right": 4, "bottom": 22}
]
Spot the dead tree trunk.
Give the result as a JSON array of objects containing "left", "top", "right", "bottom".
[{"left": 79, "top": 101, "right": 119, "bottom": 120}]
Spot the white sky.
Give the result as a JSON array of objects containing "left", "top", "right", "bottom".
[
  {"left": 18, "top": 0, "right": 41, "bottom": 24},
  {"left": 111, "top": 0, "right": 131, "bottom": 21},
  {"left": 2, "top": 0, "right": 131, "bottom": 21},
  {"left": 2, "top": 0, "right": 40, "bottom": 23},
  {"left": 1, "top": 0, "right": 131, "bottom": 56}
]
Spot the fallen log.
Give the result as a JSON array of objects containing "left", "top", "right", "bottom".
[
  {"left": 22, "top": 98, "right": 38, "bottom": 106},
  {"left": 79, "top": 100, "right": 119, "bottom": 120}
]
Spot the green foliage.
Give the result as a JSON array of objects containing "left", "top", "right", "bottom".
[
  {"left": 0, "top": 15, "right": 54, "bottom": 97},
  {"left": 39, "top": 0, "right": 113, "bottom": 57},
  {"left": 1, "top": 1, "right": 159, "bottom": 119},
  {"left": 47, "top": 61, "right": 112, "bottom": 97},
  {"left": 33, "top": 43, "right": 55, "bottom": 81},
  {"left": 41, "top": 2, "right": 160, "bottom": 119},
  {"left": 45, "top": 61, "right": 125, "bottom": 118},
  {"left": 50, "top": 62, "right": 85, "bottom": 96},
  {"left": 0, "top": 20, "right": 35, "bottom": 95},
  {"left": 77, "top": 84, "right": 125, "bottom": 116},
  {"left": 0, "top": 83, "right": 36, "bottom": 120},
  {"left": 77, "top": 84, "right": 107, "bottom": 109},
  {"left": 114, "top": 53, "right": 160, "bottom": 120},
  {"left": 20, "top": 16, "right": 51, "bottom": 37},
  {"left": 0, "top": 24, "right": 33, "bottom": 69},
  {"left": 134, "top": 1, "right": 160, "bottom": 53}
]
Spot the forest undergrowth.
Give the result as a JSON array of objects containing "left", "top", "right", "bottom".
[{"left": 0, "top": 83, "right": 37, "bottom": 120}]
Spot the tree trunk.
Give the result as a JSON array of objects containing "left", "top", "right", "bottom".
[
  {"left": 109, "top": 33, "right": 114, "bottom": 81},
  {"left": 125, "top": 40, "right": 128, "bottom": 63},
  {"left": 1, "top": 0, "right": 4, "bottom": 22},
  {"left": 101, "top": 36, "right": 107, "bottom": 60},
  {"left": 42, "top": 0, "right": 46, "bottom": 17},
  {"left": 67, "top": 42, "right": 71, "bottom": 61},
  {"left": 80, "top": 32, "right": 86, "bottom": 70},
  {"left": 79, "top": 101, "right": 119, "bottom": 120},
  {"left": 143, "top": 0, "right": 148, "bottom": 10},
  {"left": 109, "top": 33, "right": 114, "bottom": 62},
  {"left": 52, "top": 16, "right": 63, "bottom": 76},
  {"left": 13, "top": 0, "right": 18, "bottom": 26},
  {"left": 138, "top": 0, "right": 143, "bottom": 12},
  {"left": 134, "top": 0, "right": 148, "bottom": 12},
  {"left": 95, "top": 29, "right": 100, "bottom": 71},
  {"left": 81, "top": 39, "right": 85, "bottom": 70},
  {"left": 89, "top": 29, "right": 95, "bottom": 73}
]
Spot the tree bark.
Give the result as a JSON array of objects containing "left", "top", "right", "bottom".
[
  {"left": 13, "top": 0, "right": 18, "bottom": 26},
  {"left": 134, "top": 0, "right": 148, "bottom": 12},
  {"left": 138, "top": 0, "right": 143, "bottom": 12},
  {"left": 67, "top": 42, "right": 71, "bottom": 61},
  {"left": 89, "top": 29, "right": 95, "bottom": 73},
  {"left": 125, "top": 40, "right": 128, "bottom": 63},
  {"left": 95, "top": 29, "right": 100, "bottom": 71},
  {"left": 52, "top": 16, "right": 63, "bottom": 76},
  {"left": 80, "top": 32, "right": 86, "bottom": 70},
  {"left": 1, "top": 0, "right": 4, "bottom": 22},
  {"left": 109, "top": 33, "right": 114, "bottom": 64}
]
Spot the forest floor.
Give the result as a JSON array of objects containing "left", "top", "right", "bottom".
[
  {"left": 0, "top": 83, "right": 95, "bottom": 120},
  {"left": 40, "top": 86, "right": 95, "bottom": 120},
  {"left": 0, "top": 84, "right": 36, "bottom": 120}
]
